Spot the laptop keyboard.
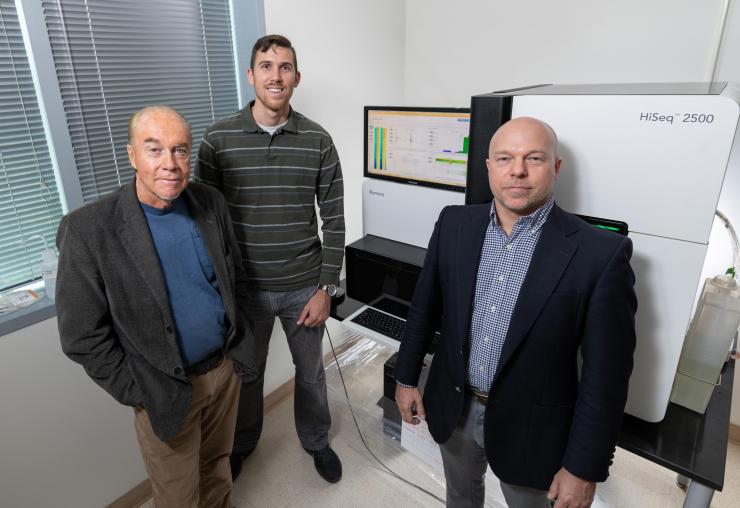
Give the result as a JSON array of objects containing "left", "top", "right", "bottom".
[{"left": 350, "top": 307, "right": 406, "bottom": 342}]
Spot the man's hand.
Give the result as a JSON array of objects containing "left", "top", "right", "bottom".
[
  {"left": 548, "top": 467, "right": 595, "bottom": 508},
  {"left": 296, "top": 290, "right": 330, "bottom": 327},
  {"left": 395, "top": 385, "right": 425, "bottom": 424}
]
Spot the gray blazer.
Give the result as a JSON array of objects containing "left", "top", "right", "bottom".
[{"left": 56, "top": 181, "right": 257, "bottom": 442}]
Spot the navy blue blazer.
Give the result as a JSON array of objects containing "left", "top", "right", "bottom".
[{"left": 394, "top": 203, "right": 637, "bottom": 490}]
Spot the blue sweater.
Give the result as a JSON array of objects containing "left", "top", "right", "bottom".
[{"left": 141, "top": 198, "right": 227, "bottom": 366}]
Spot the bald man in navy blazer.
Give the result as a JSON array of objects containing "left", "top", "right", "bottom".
[{"left": 394, "top": 117, "right": 637, "bottom": 508}]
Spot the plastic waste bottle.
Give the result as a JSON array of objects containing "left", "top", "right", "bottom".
[
  {"left": 27, "top": 234, "right": 59, "bottom": 302},
  {"left": 670, "top": 270, "right": 740, "bottom": 413},
  {"left": 39, "top": 246, "right": 59, "bottom": 302}
]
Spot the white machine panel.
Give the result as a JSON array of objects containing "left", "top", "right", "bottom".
[
  {"left": 512, "top": 95, "right": 739, "bottom": 244},
  {"left": 363, "top": 179, "right": 465, "bottom": 249},
  {"left": 621, "top": 232, "right": 708, "bottom": 422},
  {"left": 510, "top": 92, "right": 740, "bottom": 421}
]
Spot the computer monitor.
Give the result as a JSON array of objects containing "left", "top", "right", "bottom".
[{"left": 364, "top": 106, "right": 471, "bottom": 192}]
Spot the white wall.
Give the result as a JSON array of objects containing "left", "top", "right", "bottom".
[
  {"left": 403, "top": 0, "right": 728, "bottom": 105},
  {"left": 0, "top": 318, "right": 146, "bottom": 508}
]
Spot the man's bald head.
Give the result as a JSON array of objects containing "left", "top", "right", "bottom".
[
  {"left": 489, "top": 117, "right": 558, "bottom": 159},
  {"left": 128, "top": 105, "right": 191, "bottom": 144}
]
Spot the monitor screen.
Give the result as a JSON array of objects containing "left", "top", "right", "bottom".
[{"left": 364, "top": 106, "right": 471, "bottom": 192}]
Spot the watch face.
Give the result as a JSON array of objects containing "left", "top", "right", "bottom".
[{"left": 319, "top": 284, "right": 338, "bottom": 297}]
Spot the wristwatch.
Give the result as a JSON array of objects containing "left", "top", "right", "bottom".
[{"left": 318, "top": 284, "right": 338, "bottom": 297}]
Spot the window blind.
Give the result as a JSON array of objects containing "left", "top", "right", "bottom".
[
  {"left": 0, "top": 0, "right": 64, "bottom": 291},
  {"left": 42, "top": 0, "right": 239, "bottom": 203}
]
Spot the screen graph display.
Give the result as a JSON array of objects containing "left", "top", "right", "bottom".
[{"left": 365, "top": 107, "right": 471, "bottom": 191}]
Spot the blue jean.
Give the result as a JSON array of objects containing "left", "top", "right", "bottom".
[{"left": 233, "top": 286, "right": 331, "bottom": 453}]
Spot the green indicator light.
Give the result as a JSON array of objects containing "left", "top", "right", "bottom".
[
  {"left": 435, "top": 158, "right": 467, "bottom": 165},
  {"left": 596, "top": 224, "right": 620, "bottom": 232}
]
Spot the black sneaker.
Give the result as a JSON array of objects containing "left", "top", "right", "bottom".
[
  {"left": 229, "top": 448, "right": 254, "bottom": 481},
  {"left": 304, "top": 445, "right": 342, "bottom": 483}
]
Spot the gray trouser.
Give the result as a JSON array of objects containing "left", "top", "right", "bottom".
[
  {"left": 440, "top": 394, "right": 550, "bottom": 508},
  {"left": 233, "top": 286, "right": 331, "bottom": 453}
]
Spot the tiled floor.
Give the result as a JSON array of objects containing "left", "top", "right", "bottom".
[{"left": 143, "top": 335, "right": 740, "bottom": 507}]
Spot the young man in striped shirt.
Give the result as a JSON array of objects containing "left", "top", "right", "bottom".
[{"left": 197, "top": 34, "right": 345, "bottom": 484}]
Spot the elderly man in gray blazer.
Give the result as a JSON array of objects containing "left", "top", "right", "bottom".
[{"left": 56, "top": 106, "right": 256, "bottom": 508}]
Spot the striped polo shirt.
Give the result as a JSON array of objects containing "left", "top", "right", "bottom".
[{"left": 196, "top": 103, "right": 345, "bottom": 291}]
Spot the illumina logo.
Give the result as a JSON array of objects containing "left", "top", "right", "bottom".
[{"left": 368, "top": 189, "right": 385, "bottom": 197}]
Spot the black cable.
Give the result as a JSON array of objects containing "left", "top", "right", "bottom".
[{"left": 324, "top": 326, "right": 446, "bottom": 505}]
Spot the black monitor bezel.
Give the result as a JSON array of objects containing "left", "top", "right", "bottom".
[{"left": 364, "top": 105, "right": 471, "bottom": 193}]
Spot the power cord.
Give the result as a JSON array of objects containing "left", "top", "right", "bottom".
[{"left": 324, "top": 326, "right": 446, "bottom": 505}]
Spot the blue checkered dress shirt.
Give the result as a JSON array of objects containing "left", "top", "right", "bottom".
[{"left": 466, "top": 197, "right": 555, "bottom": 392}]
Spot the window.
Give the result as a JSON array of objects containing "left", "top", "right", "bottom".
[
  {"left": 0, "top": 0, "right": 64, "bottom": 291},
  {"left": 0, "top": 0, "right": 257, "bottom": 333},
  {"left": 42, "top": 0, "right": 240, "bottom": 203}
]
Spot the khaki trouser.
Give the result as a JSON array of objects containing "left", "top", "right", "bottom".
[{"left": 134, "top": 358, "right": 239, "bottom": 508}]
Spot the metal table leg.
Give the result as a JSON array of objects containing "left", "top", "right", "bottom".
[
  {"left": 676, "top": 474, "right": 690, "bottom": 488},
  {"left": 682, "top": 480, "right": 715, "bottom": 508}
]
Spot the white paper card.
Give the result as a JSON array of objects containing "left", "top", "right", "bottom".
[{"left": 400, "top": 419, "right": 444, "bottom": 473}]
